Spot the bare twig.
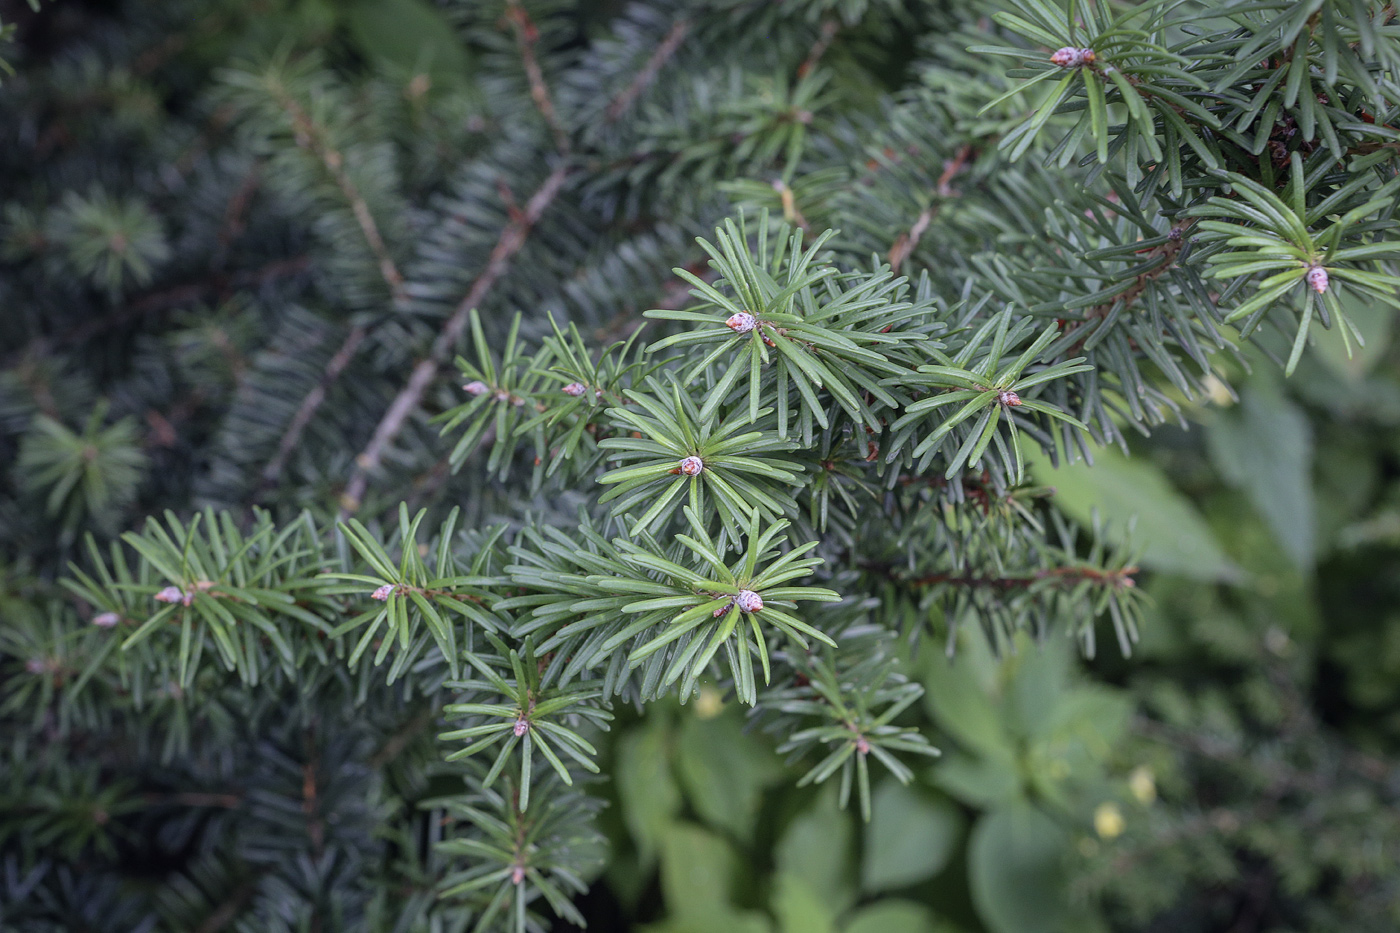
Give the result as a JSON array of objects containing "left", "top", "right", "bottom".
[
  {"left": 369, "top": 706, "right": 436, "bottom": 768},
  {"left": 213, "top": 167, "right": 261, "bottom": 268},
  {"left": 3, "top": 255, "right": 311, "bottom": 371},
  {"left": 772, "top": 179, "right": 810, "bottom": 233},
  {"left": 259, "top": 323, "right": 367, "bottom": 488},
  {"left": 194, "top": 884, "right": 256, "bottom": 933},
  {"left": 269, "top": 89, "right": 406, "bottom": 303},
  {"left": 869, "top": 562, "right": 1138, "bottom": 591},
  {"left": 339, "top": 164, "right": 572, "bottom": 515},
  {"left": 505, "top": 0, "right": 570, "bottom": 153},
  {"left": 797, "top": 19, "right": 840, "bottom": 79},
  {"left": 252, "top": 79, "right": 418, "bottom": 488},
  {"left": 144, "top": 791, "right": 242, "bottom": 808},
  {"left": 605, "top": 18, "right": 691, "bottom": 123},
  {"left": 302, "top": 727, "right": 324, "bottom": 857},
  {"left": 1083, "top": 218, "right": 1196, "bottom": 321},
  {"left": 888, "top": 144, "right": 974, "bottom": 268}
]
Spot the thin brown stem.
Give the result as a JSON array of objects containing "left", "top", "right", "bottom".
[
  {"left": 259, "top": 324, "right": 368, "bottom": 488},
  {"left": 872, "top": 562, "right": 1137, "bottom": 591},
  {"left": 302, "top": 727, "right": 324, "bottom": 858},
  {"left": 797, "top": 18, "right": 840, "bottom": 79},
  {"left": 1083, "top": 218, "right": 1196, "bottom": 321},
  {"left": 505, "top": 0, "right": 570, "bottom": 153},
  {"left": 252, "top": 79, "right": 418, "bottom": 489},
  {"left": 339, "top": 164, "right": 571, "bottom": 515},
  {"left": 606, "top": 18, "right": 691, "bottom": 123},
  {"left": 269, "top": 89, "right": 406, "bottom": 303},
  {"left": 888, "top": 144, "right": 974, "bottom": 267},
  {"left": 145, "top": 791, "right": 242, "bottom": 808},
  {"left": 194, "top": 883, "right": 256, "bottom": 933},
  {"left": 5, "top": 255, "right": 310, "bottom": 370},
  {"left": 369, "top": 706, "right": 437, "bottom": 768}
]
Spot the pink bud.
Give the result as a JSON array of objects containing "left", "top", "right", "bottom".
[
  {"left": 92, "top": 612, "right": 120, "bottom": 628},
  {"left": 855, "top": 735, "right": 871, "bottom": 755},
  {"left": 371, "top": 584, "right": 395, "bottom": 601},
  {"left": 736, "top": 589, "right": 763, "bottom": 613},
  {"left": 513, "top": 717, "right": 529, "bottom": 737},
  {"left": 998, "top": 389, "right": 1022, "bottom": 407},
  {"left": 26, "top": 658, "right": 46, "bottom": 674},
  {"left": 154, "top": 586, "right": 186, "bottom": 604},
  {"left": 1306, "top": 265, "right": 1329, "bottom": 293},
  {"left": 1051, "top": 47, "right": 1095, "bottom": 68},
  {"left": 726, "top": 312, "right": 757, "bottom": 334},
  {"left": 511, "top": 864, "right": 525, "bottom": 885},
  {"left": 463, "top": 381, "right": 489, "bottom": 396},
  {"left": 679, "top": 456, "right": 704, "bottom": 476},
  {"left": 562, "top": 382, "right": 587, "bottom": 397}
]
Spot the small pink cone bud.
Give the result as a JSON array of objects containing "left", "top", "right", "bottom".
[
  {"left": 726, "top": 311, "right": 757, "bottom": 334},
  {"left": 1306, "top": 265, "right": 1329, "bottom": 293},
  {"left": 154, "top": 586, "right": 186, "bottom": 604},
  {"left": 562, "top": 382, "right": 587, "bottom": 397},
  {"left": 855, "top": 735, "right": 871, "bottom": 755},
  {"left": 511, "top": 864, "right": 525, "bottom": 885},
  {"left": 26, "top": 658, "right": 46, "bottom": 674},
  {"left": 513, "top": 717, "right": 529, "bottom": 737},
  {"left": 371, "top": 584, "right": 395, "bottom": 601},
  {"left": 92, "top": 612, "right": 120, "bottom": 628},
  {"left": 998, "top": 389, "right": 1022, "bottom": 407},
  {"left": 463, "top": 380, "right": 490, "bottom": 396},
  {"left": 679, "top": 456, "right": 704, "bottom": 476},
  {"left": 736, "top": 589, "right": 764, "bottom": 613},
  {"left": 1051, "top": 47, "right": 1095, "bottom": 68}
]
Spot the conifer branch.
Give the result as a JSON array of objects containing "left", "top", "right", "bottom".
[
  {"left": 1083, "top": 219, "right": 1195, "bottom": 321},
  {"left": 605, "top": 18, "right": 690, "bottom": 123},
  {"left": 2, "top": 256, "right": 310, "bottom": 370},
  {"left": 869, "top": 563, "right": 1138, "bottom": 592},
  {"left": 797, "top": 18, "right": 840, "bottom": 79},
  {"left": 340, "top": 163, "right": 571, "bottom": 514},
  {"left": 193, "top": 883, "right": 257, "bottom": 933},
  {"left": 888, "top": 144, "right": 973, "bottom": 267},
  {"left": 270, "top": 89, "right": 406, "bottom": 302},
  {"left": 505, "top": 0, "right": 569, "bottom": 153},
  {"left": 259, "top": 323, "right": 367, "bottom": 489}
]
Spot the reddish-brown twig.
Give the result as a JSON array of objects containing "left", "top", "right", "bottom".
[
  {"left": 606, "top": 18, "right": 691, "bottom": 123},
  {"left": 339, "top": 164, "right": 572, "bottom": 515}
]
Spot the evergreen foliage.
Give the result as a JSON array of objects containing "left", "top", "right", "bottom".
[{"left": 3, "top": 1, "right": 1400, "bottom": 931}]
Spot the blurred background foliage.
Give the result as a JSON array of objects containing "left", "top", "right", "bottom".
[
  {"left": 572, "top": 322, "right": 1400, "bottom": 933},
  {"left": 2, "top": 0, "right": 1399, "bottom": 931}
]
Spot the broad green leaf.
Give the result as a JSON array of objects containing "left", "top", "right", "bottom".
[
  {"left": 933, "top": 754, "right": 1022, "bottom": 809},
  {"left": 1026, "top": 444, "right": 1242, "bottom": 582},
  {"left": 616, "top": 719, "right": 681, "bottom": 866},
  {"left": 342, "top": 0, "right": 471, "bottom": 82},
  {"left": 842, "top": 900, "right": 952, "bottom": 933},
  {"left": 650, "top": 822, "right": 772, "bottom": 933},
  {"left": 772, "top": 873, "right": 837, "bottom": 933},
  {"left": 920, "top": 638, "right": 1013, "bottom": 759},
  {"left": 774, "top": 790, "right": 856, "bottom": 915},
  {"left": 968, "top": 803, "right": 1071, "bottom": 933},
  {"left": 1205, "top": 379, "right": 1315, "bottom": 568},
  {"left": 861, "top": 781, "right": 963, "bottom": 893},
  {"left": 675, "top": 707, "right": 783, "bottom": 841}
]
